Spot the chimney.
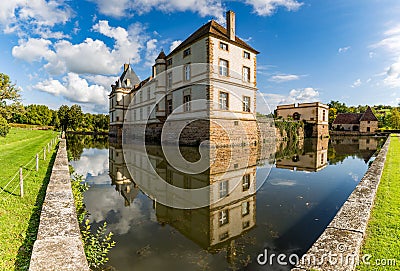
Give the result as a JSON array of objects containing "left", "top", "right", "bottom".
[
  {"left": 124, "top": 64, "right": 129, "bottom": 71},
  {"left": 226, "top": 10, "right": 235, "bottom": 41}
]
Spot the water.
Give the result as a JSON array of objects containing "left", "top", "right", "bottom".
[{"left": 67, "top": 135, "right": 386, "bottom": 271}]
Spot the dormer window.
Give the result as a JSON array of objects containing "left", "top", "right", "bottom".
[
  {"left": 220, "top": 42, "right": 228, "bottom": 51},
  {"left": 167, "top": 58, "right": 172, "bottom": 66},
  {"left": 125, "top": 79, "right": 130, "bottom": 86},
  {"left": 183, "top": 48, "right": 191, "bottom": 57}
]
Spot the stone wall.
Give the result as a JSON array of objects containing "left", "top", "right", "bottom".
[
  {"left": 292, "top": 136, "right": 391, "bottom": 271},
  {"left": 29, "top": 139, "right": 89, "bottom": 271}
]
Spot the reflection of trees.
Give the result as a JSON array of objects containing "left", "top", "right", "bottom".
[
  {"left": 66, "top": 134, "right": 109, "bottom": 160},
  {"left": 328, "top": 136, "right": 386, "bottom": 165},
  {"left": 275, "top": 139, "right": 303, "bottom": 160}
]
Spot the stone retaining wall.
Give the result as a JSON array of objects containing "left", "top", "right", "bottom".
[
  {"left": 29, "top": 139, "right": 89, "bottom": 271},
  {"left": 292, "top": 136, "right": 391, "bottom": 271}
]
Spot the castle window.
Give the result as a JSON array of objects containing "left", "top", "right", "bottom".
[
  {"left": 183, "top": 48, "right": 191, "bottom": 57},
  {"left": 167, "top": 58, "right": 172, "bottom": 66},
  {"left": 147, "top": 88, "right": 150, "bottom": 100},
  {"left": 167, "top": 72, "right": 172, "bottom": 88},
  {"left": 219, "top": 92, "right": 229, "bottom": 110},
  {"left": 219, "top": 59, "right": 229, "bottom": 76},
  {"left": 242, "top": 174, "right": 250, "bottom": 191},
  {"left": 243, "top": 66, "right": 250, "bottom": 82},
  {"left": 219, "top": 180, "right": 228, "bottom": 198},
  {"left": 242, "top": 201, "right": 250, "bottom": 216},
  {"left": 243, "top": 221, "right": 250, "bottom": 229},
  {"left": 323, "top": 110, "right": 326, "bottom": 121},
  {"left": 219, "top": 42, "right": 228, "bottom": 51},
  {"left": 140, "top": 108, "right": 143, "bottom": 120},
  {"left": 219, "top": 209, "right": 229, "bottom": 226},
  {"left": 243, "top": 51, "right": 250, "bottom": 59},
  {"left": 183, "top": 94, "right": 191, "bottom": 112},
  {"left": 139, "top": 91, "right": 143, "bottom": 103},
  {"left": 167, "top": 99, "right": 173, "bottom": 115},
  {"left": 243, "top": 96, "right": 251, "bottom": 112},
  {"left": 184, "top": 64, "right": 191, "bottom": 81}
]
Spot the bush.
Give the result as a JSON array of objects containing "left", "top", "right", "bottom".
[{"left": 0, "top": 116, "right": 10, "bottom": 137}]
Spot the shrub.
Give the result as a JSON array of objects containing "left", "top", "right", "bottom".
[{"left": 0, "top": 116, "right": 10, "bottom": 137}]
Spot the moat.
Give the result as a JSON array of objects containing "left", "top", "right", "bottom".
[{"left": 67, "top": 135, "right": 386, "bottom": 271}]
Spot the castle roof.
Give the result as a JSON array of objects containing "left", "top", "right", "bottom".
[
  {"left": 168, "top": 20, "right": 259, "bottom": 57},
  {"left": 118, "top": 64, "right": 140, "bottom": 88}
]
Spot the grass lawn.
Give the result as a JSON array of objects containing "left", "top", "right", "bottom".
[
  {"left": 358, "top": 134, "right": 400, "bottom": 270},
  {"left": 0, "top": 128, "right": 58, "bottom": 270}
]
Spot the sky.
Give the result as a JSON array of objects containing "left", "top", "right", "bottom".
[{"left": 0, "top": 0, "right": 400, "bottom": 113}]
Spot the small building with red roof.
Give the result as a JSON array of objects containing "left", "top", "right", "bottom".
[{"left": 332, "top": 106, "right": 378, "bottom": 133}]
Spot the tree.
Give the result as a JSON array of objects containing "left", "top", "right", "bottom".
[
  {"left": 389, "top": 108, "right": 400, "bottom": 129},
  {"left": 0, "top": 115, "right": 10, "bottom": 137},
  {"left": 0, "top": 73, "right": 22, "bottom": 122},
  {"left": 328, "top": 100, "right": 348, "bottom": 113},
  {"left": 328, "top": 107, "right": 337, "bottom": 126},
  {"left": 68, "top": 104, "right": 83, "bottom": 131},
  {"left": 58, "top": 105, "right": 70, "bottom": 131}
]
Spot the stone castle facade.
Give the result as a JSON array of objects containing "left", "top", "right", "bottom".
[{"left": 109, "top": 11, "right": 260, "bottom": 146}]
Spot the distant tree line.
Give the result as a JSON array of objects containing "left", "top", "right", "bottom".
[
  {"left": 1, "top": 73, "right": 108, "bottom": 137},
  {"left": 11, "top": 104, "right": 109, "bottom": 132},
  {"left": 328, "top": 101, "right": 400, "bottom": 129}
]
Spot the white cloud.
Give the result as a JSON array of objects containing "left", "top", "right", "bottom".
[
  {"left": 383, "top": 60, "right": 400, "bottom": 88},
  {"left": 34, "top": 73, "right": 109, "bottom": 106},
  {"left": 262, "top": 87, "right": 320, "bottom": 109},
  {"left": 12, "top": 38, "right": 54, "bottom": 62},
  {"left": 369, "top": 51, "right": 376, "bottom": 59},
  {"left": 269, "top": 73, "right": 301, "bottom": 82},
  {"left": 169, "top": 40, "right": 182, "bottom": 53},
  {"left": 351, "top": 78, "right": 362, "bottom": 88},
  {"left": 338, "top": 46, "right": 351, "bottom": 54},
  {"left": 90, "top": 0, "right": 225, "bottom": 21},
  {"left": 0, "top": 0, "right": 73, "bottom": 35},
  {"left": 373, "top": 25, "right": 400, "bottom": 88},
  {"left": 144, "top": 39, "right": 159, "bottom": 67},
  {"left": 12, "top": 20, "right": 147, "bottom": 76},
  {"left": 244, "top": 0, "right": 303, "bottom": 16}
]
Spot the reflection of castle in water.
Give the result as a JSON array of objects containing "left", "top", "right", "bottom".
[
  {"left": 108, "top": 142, "right": 269, "bottom": 253},
  {"left": 276, "top": 137, "right": 329, "bottom": 172}
]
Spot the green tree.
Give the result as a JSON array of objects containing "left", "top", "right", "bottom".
[
  {"left": 328, "top": 107, "right": 337, "bottom": 126},
  {"left": 389, "top": 108, "right": 400, "bottom": 129},
  {"left": 0, "top": 73, "right": 22, "bottom": 122},
  {"left": 328, "top": 100, "right": 348, "bottom": 113},
  {"left": 0, "top": 115, "right": 10, "bottom": 137},
  {"left": 58, "top": 105, "right": 70, "bottom": 131},
  {"left": 68, "top": 104, "right": 83, "bottom": 131}
]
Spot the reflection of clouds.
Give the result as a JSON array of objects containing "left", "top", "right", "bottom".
[
  {"left": 348, "top": 172, "right": 359, "bottom": 182},
  {"left": 70, "top": 148, "right": 108, "bottom": 178},
  {"left": 85, "top": 187, "right": 148, "bottom": 235},
  {"left": 268, "top": 179, "right": 297, "bottom": 186}
]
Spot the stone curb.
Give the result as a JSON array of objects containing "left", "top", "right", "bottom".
[
  {"left": 293, "top": 136, "right": 391, "bottom": 271},
  {"left": 29, "top": 139, "right": 89, "bottom": 271}
]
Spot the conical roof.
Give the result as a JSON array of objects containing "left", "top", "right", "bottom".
[{"left": 360, "top": 106, "right": 378, "bottom": 122}]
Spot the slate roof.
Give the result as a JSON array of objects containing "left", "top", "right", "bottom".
[
  {"left": 118, "top": 64, "right": 140, "bottom": 88},
  {"left": 333, "top": 106, "right": 378, "bottom": 125},
  {"left": 168, "top": 20, "right": 259, "bottom": 57}
]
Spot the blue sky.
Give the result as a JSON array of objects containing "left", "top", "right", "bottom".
[{"left": 0, "top": 0, "right": 399, "bottom": 113}]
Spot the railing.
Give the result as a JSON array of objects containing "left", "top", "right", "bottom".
[{"left": 0, "top": 137, "right": 59, "bottom": 199}]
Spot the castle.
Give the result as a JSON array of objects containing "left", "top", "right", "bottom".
[{"left": 109, "top": 11, "right": 260, "bottom": 146}]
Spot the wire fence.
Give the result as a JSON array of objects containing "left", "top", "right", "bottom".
[{"left": 0, "top": 137, "right": 60, "bottom": 199}]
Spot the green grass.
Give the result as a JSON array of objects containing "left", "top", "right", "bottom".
[
  {"left": 358, "top": 134, "right": 400, "bottom": 271},
  {"left": 0, "top": 128, "right": 58, "bottom": 270}
]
